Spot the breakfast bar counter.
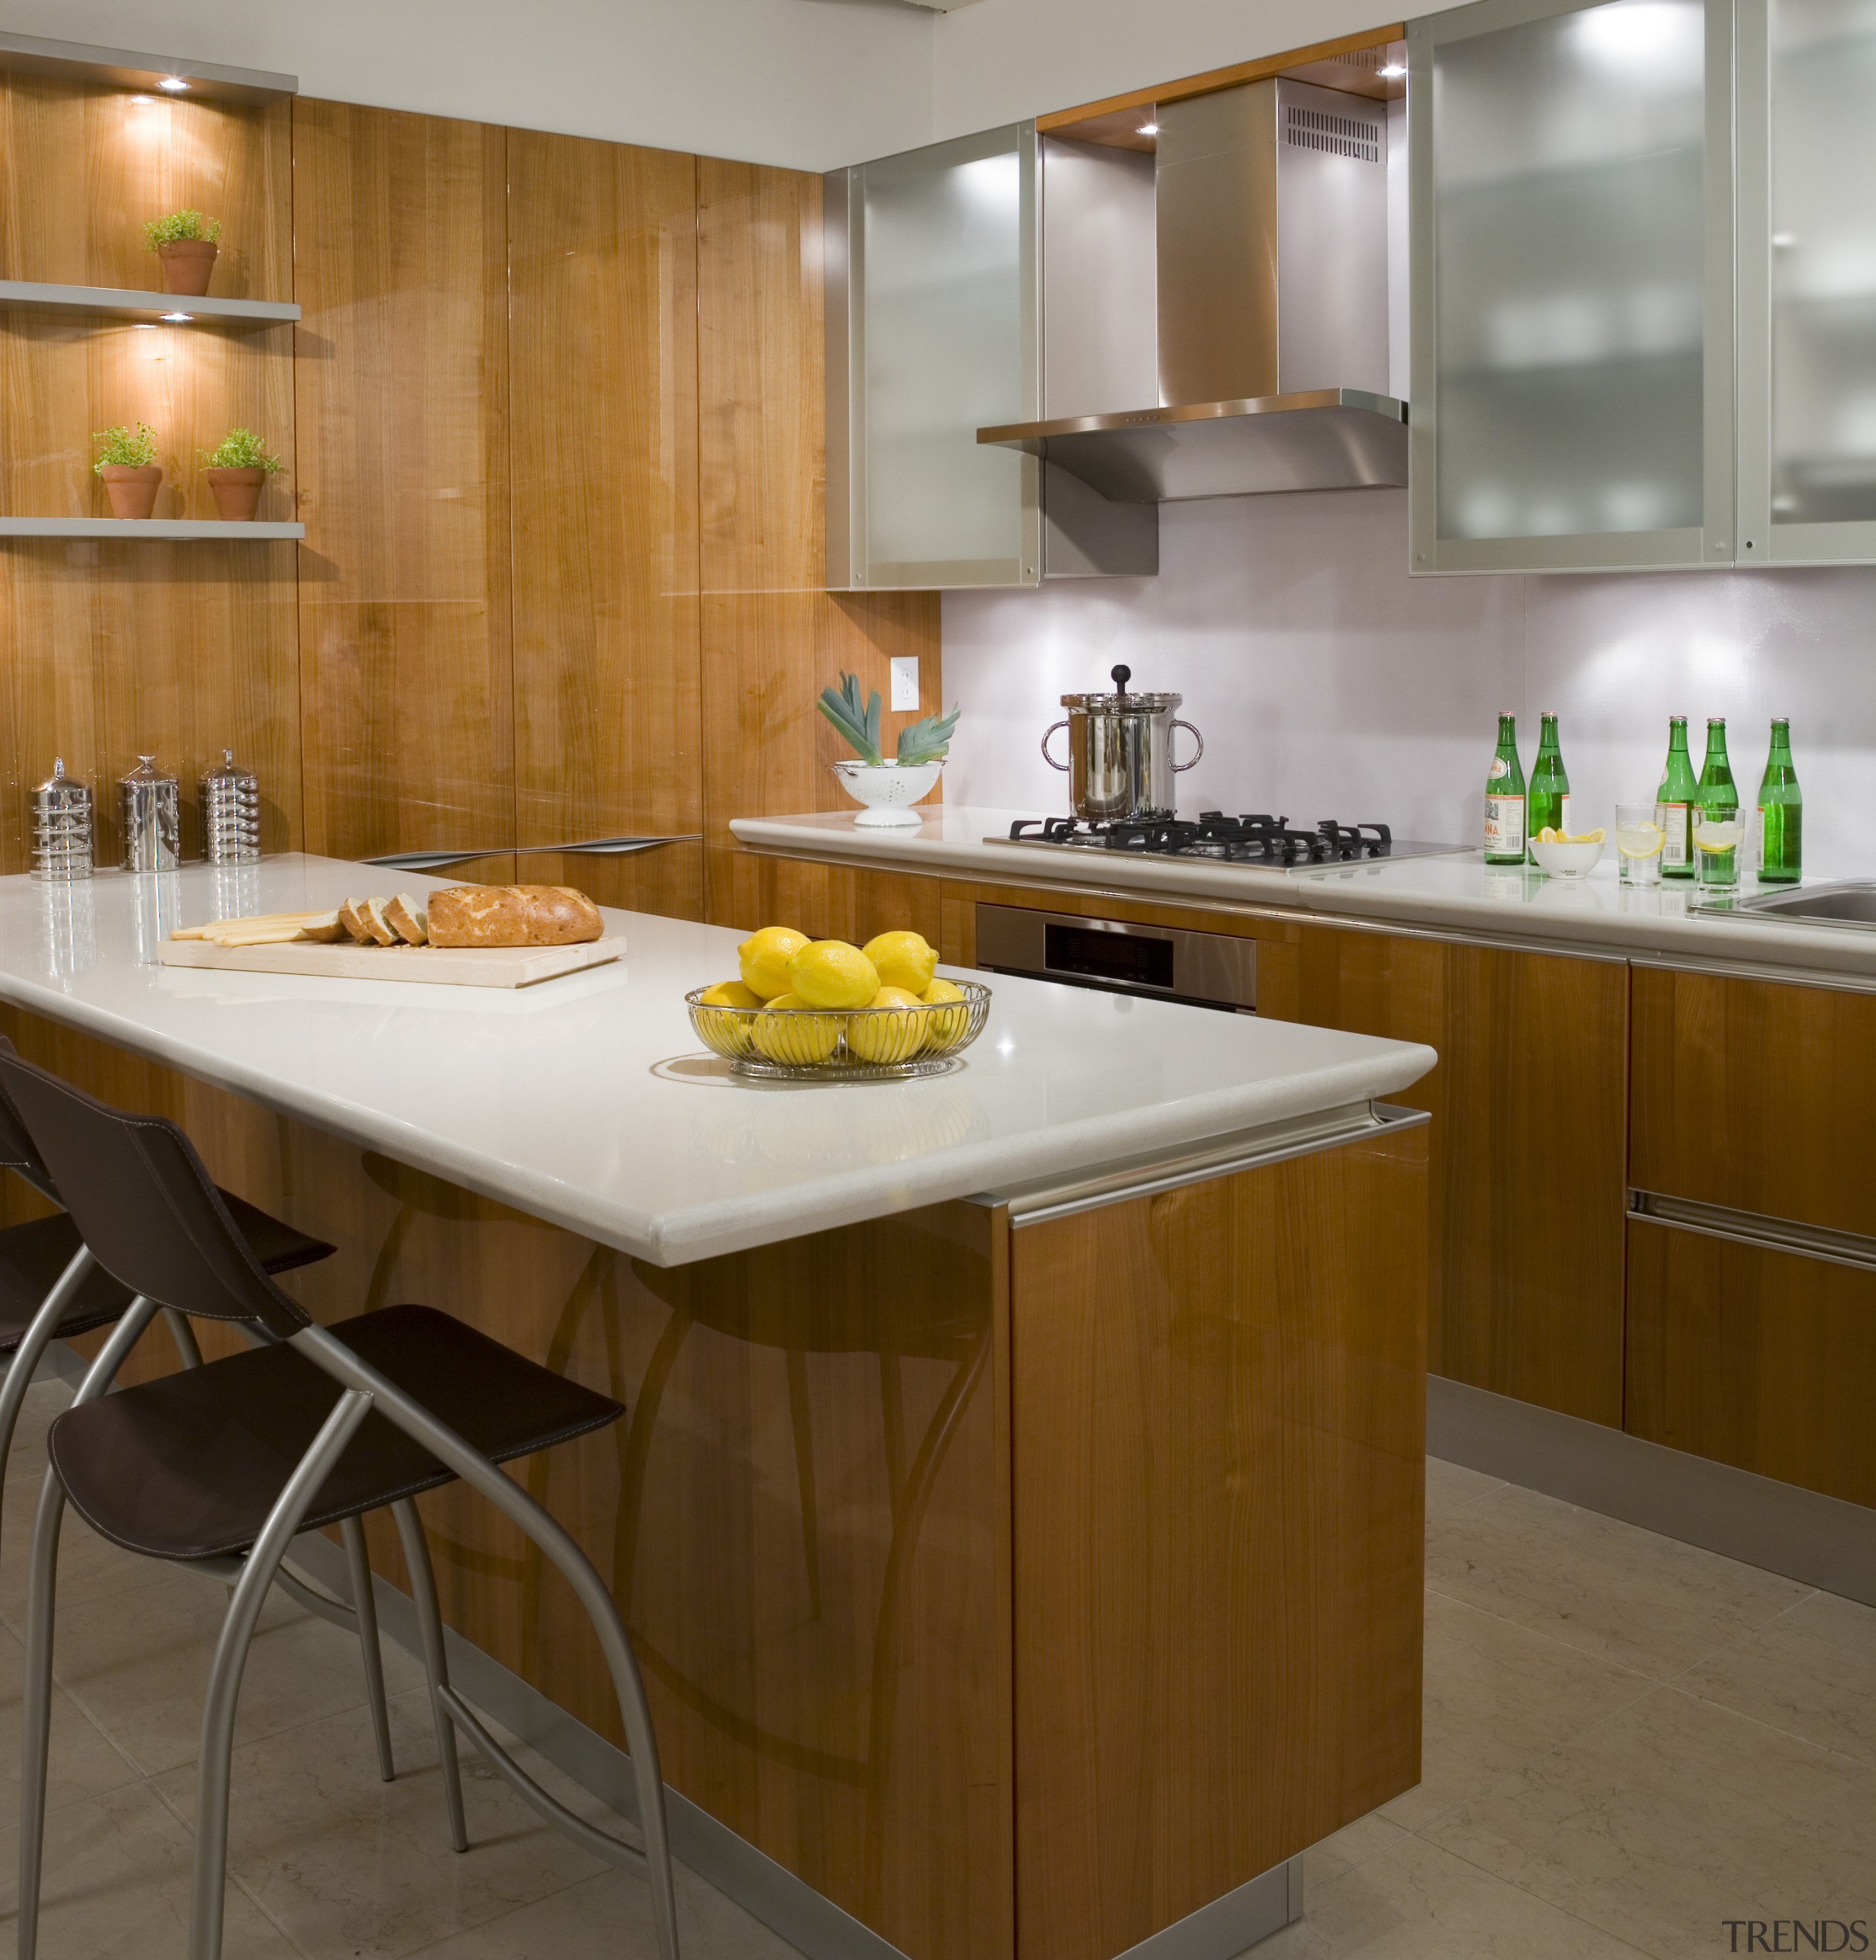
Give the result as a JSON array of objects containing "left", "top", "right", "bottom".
[{"left": 0, "top": 855, "right": 1435, "bottom": 1960}]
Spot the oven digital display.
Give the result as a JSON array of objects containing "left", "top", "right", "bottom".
[{"left": 1044, "top": 922, "right": 1174, "bottom": 990}]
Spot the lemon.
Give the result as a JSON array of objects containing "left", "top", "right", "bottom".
[
  {"left": 699, "top": 980, "right": 760, "bottom": 1009},
  {"left": 738, "top": 926, "right": 809, "bottom": 1001},
  {"left": 1617, "top": 822, "right": 1663, "bottom": 860},
  {"left": 847, "top": 985, "right": 926, "bottom": 1064},
  {"left": 787, "top": 939, "right": 880, "bottom": 1009},
  {"left": 1541, "top": 825, "right": 1607, "bottom": 845},
  {"left": 752, "top": 995, "right": 841, "bottom": 1065},
  {"left": 919, "top": 976, "right": 968, "bottom": 1050},
  {"left": 861, "top": 930, "right": 938, "bottom": 995}
]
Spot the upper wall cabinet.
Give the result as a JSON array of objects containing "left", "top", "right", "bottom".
[
  {"left": 826, "top": 126, "right": 1159, "bottom": 590},
  {"left": 1408, "top": 0, "right": 1737, "bottom": 572},
  {"left": 1735, "top": 0, "right": 1876, "bottom": 563}
]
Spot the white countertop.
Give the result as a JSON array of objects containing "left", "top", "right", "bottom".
[
  {"left": 0, "top": 855, "right": 1436, "bottom": 1266},
  {"left": 730, "top": 807, "right": 1876, "bottom": 984}
]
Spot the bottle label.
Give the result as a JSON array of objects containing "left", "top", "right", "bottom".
[
  {"left": 1489, "top": 756, "right": 1511, "bottom": 782},
  {"left": 1559, "top": 792, "right": 1573, "bottom": 836},
  {"left": 1485, "top": 793, "right": 1526, "bottom": 858},
  {"left": 1661, "top": 802, "right": 1690, "bottom": 867}
]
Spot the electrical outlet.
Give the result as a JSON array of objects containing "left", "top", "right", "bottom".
[{"left": 890, "top": 656, "right": 920, "bottom": 712}]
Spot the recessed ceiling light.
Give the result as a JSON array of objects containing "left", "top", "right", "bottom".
[
  {"left": 161, "top": 312, "right": 193, "bottom": 323},
  {"left": 158, "top": 75, "right": 190, "bottom": 92},
  {"left": 1137, "top": 122, "right": 1159, "bottom": 136},
  {"left": 1378, "top": 63, "right": 1407, "bottom": 78}
]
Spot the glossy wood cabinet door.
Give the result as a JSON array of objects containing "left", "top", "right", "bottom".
[
  {"left": 1011, "top": 1121, "right": 1427, "bottom": 1960},
  {"left": 708, "top": 846, "right": 945, "bottom": 951},
  {"left": 1275, "top": 926, "right": 1628, "bottom": 1425},
  {"left": 1631, "top": 967, "right": 1876, "bottom": 1237},
  {"left": 1625, "top": 1218, "right": 1876, "bottom": 1507}
]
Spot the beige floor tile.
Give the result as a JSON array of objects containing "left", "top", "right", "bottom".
[
  {"left": 1425, "top": 1484, "right": 1809, "bottom": 1679},
  {"left": 1680, "top": 1589, "right": 1876, "bottom": 1766},
  {"left": 0, "top": 1471, "right": 182, "bottom": 1625},
  {"left": 0, "top": 1622, "right": 140, "bottom": 1827},
  {"left": 1378, "top": 1591, "right": 1655, "bottom": 1831},
  {"left": 402, "top": 1857, "right": 805, "bottom": 1960},
  {"left": 1305, "top": 1811, "right": 1411, "bottom": 1890},
  {"left": 45, "top": 1557, "right": 424, "bottom": 1777},
  {"left": 153, "top": 1685, "right": 628, "bottom": 1960},
  {"left": 1425, "top": 1457, "right": 1504, "bottom": 1522},
  {"left": 1425, "top": 1685, "right": 1876, "bottom": 1960},
  {"left": 1248, "top": 1835, "right": 1652, "bottom": 1959},
  {"left": 0, "top": 1779, "right": 300, "bottom": 1959}
]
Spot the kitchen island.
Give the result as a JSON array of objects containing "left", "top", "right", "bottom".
[{"left": 0, "top": 856, "right": 1435, "bottom": 1960}]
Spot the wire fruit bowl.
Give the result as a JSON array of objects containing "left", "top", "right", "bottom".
[{"left": 686, "top": 979, "right": 991, "bottom": 1081}]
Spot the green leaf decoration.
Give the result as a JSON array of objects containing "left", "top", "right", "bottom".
[
  {"left": 817, "top": 671, "right": 885, "bottom": 765},
  {"left": 895, "top": 704, "right": 961, "bottom": 766}
]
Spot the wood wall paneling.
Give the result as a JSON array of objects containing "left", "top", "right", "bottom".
[
  {"left": 707, "top": 845, "right": 945, "bottom": 949},
  {"left": 1625, "top": 1219, "right": 1876, "bottom": 1508},
  {"left": 1631, "top": 967, "right": 1876, "bottom": 1239},
  {"left": 695, "top": 159, "right": 941, "bottom": 891},
  {"left": 1011, "top": 1124, "right": 1427, "bottom": 1960},
  {"left": 292, "top": 100, "right": 514, "bottom": 877},
  {"left": 509, "top": 131, "right": 704, "bottom": 921},
  {"left": 0, "top": 80, "right": 299, "bottom": 869}
]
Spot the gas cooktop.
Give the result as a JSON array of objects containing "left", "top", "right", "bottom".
[{"left": 989, "top": 812, "right": 1468, "bottom": 870}]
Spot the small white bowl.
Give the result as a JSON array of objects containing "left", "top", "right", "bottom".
[
  {"left": 831, "top": 759, "right": 942, "bottom": 828},
  {"left": 1529, "top": 835, "right": 1605, "bottom": 879}
]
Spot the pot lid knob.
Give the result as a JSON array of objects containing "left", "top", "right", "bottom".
[{"left": 1110, "top": 663, "right": 1131, "bottom": 697}]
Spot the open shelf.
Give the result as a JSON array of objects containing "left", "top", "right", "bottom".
[
  {"left": 0, "top": 280, "right": 298, "bottom": 327},
  {"left": 0, "top": 517, "right": 303, "bottom": 539}
]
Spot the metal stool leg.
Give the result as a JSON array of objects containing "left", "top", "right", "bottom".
[
  {"left": 341, "top": 1515, "right": 396, "bottom": 1782},
  {"left": 0, "top": 1245, "right": 95, "bottom": 1571},
  {"left": 191, "top": 1390, "right": 375, "bottom": 1960},
  {"left": 392, "top": 1498, "right": 469, "bottom": 1852},
  {"left": 162, "top": 1307, "right": 205, "bottom": 1371},
  {"left": 18, "top": 1293, "right": 163, "bottom": 1960}
]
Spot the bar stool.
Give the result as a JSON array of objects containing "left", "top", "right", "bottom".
[
  {"left": 0, "top": 1075, "right": 418, "bottom": 1786},
  {"left": 0, "top": 1047, "right": 679, "bottom": 1960}
]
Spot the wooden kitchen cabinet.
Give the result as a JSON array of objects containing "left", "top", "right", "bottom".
[
  {"left": 1631, "top": 966, "right": 1876, "bottom": 1236},
  {"left": 1626, "top": 1218, "right": 1876, "bottom": 1507},
  {"left": 1286, "top": 924, "right": 1629, "bottom": 1426},
  {"left": 707, "top": 845, "right": 945, "bottom": 951}
]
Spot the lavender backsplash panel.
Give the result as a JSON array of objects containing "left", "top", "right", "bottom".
[{"left": 942, "top": 487, "right": 1876, "bottom": 878}]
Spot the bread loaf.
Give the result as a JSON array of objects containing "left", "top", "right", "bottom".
[{"left": 426, "top": 884, "right": 602, "bottom": 948}]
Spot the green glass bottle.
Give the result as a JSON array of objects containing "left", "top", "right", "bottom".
[
  {"left": 1658, "top": 715, "right": 1699, "bottom": 880},
  {"left": 1694, "top": 717, "right": 1741, "bottom": 888},
  {"left": 1484, "top": 712, "right": 1527, "bottom": 864},
  {"left": 1527, "top": 712, "right": 1572, "bottom": 845},
  {"left": 1757, "top": 718, "right": 1803, "bottom": 885}
]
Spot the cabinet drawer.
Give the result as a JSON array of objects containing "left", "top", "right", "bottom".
[
  {"left": 1625, "top": 1214, "right": 1876, "bottom": 1508},
  {"left": 1631, "top": 968, "right": 1876, "bottom": 1237}
]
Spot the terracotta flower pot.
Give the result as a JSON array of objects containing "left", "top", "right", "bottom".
[
  {"left": 204, "top": 466, "right": 266, "bottom": 521},
  {"left": 155, "top": 239, "right": 218, "bottom": 296},
  {"left": 100, "top": 465, "right": 162, "bottom": 521}
]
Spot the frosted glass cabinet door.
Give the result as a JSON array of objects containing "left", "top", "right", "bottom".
[
  {"left": 1409, "top": 0, "right": 1737, "bottom": 572},
  {"left": 827, "top": 125, "right": 1041, "bottom": 589},
  {"left": 1737, "top": 0, "right": 1876, "bottom": 561}
]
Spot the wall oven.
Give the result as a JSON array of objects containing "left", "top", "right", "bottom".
[{"left": 974, "top": 902, "right": 1257, "bottom": 1014}]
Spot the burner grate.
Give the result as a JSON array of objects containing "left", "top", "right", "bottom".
[{"left": 1006, "top": 813, "right": 1396, "bottom": 865}]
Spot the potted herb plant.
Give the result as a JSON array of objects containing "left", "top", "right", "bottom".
[
  {"left": 817, "top": 672, "right": 960, "bottom": 828},
  {"left": 142, "top": 209, "right": 222, "bottom": 296},
  {"left": 92, "top": 423, "right": 162, "bottom": 520},
  {"left": 199, "top": 428, "right": 283, "bottom": 520}
]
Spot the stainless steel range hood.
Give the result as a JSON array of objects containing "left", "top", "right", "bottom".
[{"left": 980, "top": 78, "right": 1406, "bottom": 504}]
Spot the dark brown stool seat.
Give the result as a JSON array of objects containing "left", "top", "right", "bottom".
[
  {"left": 0, "top": 1198, "right": 330, "bottom": 1351},
  {"left": 53, "top": 1303, "right": 621, "bottom": 1563}
]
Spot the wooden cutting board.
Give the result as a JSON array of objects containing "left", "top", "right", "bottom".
[{"left": 158, "top": 935, "right": 624, "bottom": 989}]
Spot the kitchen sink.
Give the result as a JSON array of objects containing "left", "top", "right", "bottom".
[{"left": 1716, "top": 880, "right": 1876, "bottom": 928}]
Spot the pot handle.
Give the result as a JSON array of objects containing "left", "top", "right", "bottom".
[
  {"left": 1172, "top": 720, "right": 1205, "bottom": 772},
  {"left": 1041, "top": 721, "right": 1071, "bottom": 772}
]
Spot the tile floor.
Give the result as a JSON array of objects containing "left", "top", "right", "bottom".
[{"left": 0, "top": 1380, "right": 1869, "bottom": 1959}]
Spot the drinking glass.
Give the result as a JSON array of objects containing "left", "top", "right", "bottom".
[{"left": 1617, "top": 803, "right": 1666, "bottom": 886}]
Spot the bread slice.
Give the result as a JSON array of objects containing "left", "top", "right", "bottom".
[
  {"left": 383, "top": 894, "right": 429, "bottom": 946},
  {"left": 359, "top": 897, "right": 399, "bottom": 946},
  {"left": 298, "top": 910, "right": 348, "bottom": 944},
  {"left": 336, "top": 898, "right": 374, "bottom": 943}
]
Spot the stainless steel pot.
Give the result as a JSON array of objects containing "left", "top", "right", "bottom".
[{"left": 1041, "top": 666, "right": 1203, "bottom": 821}]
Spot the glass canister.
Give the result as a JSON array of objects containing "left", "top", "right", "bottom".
[
  {"left": 200, "top": 749, "right": 262, "bottom": 864},
  {"left": 29, "top": 758, "right": 93, "bottom": 883},
  {"left": 119, "top": 755, "right": 180, "bottom": 874}
]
